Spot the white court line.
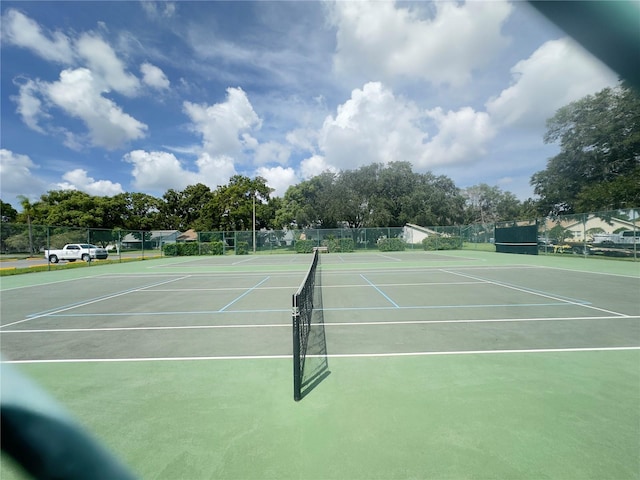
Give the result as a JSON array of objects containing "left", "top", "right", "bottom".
[
  {"left": 143, "top": 281, "right": 487, "bottom": 293},
  {"left": 1, "top": 276, "right": 191, "bottom": 329},
  {"left": 0, "top": 274, "right": 106, "bottom": 292},
  {"left": 539, "top": 265, "right": 640, "bottom": 280},
  {"left": 4, "top": 315, "right": 638, "bottom": 333},
  {"left": 376, "top": 253, "right": 403, "bottom": 262},
  {"left": 442, "top": 269, "right": 630, "bottom": 318},
  {"left": 231, "top": 257, "right": 257, "bottom": 266},
  {"left": 313, "top": 346, "right": 640, "bottom": 358},
  {"left": 4, "top": 346, "right": 639, "bottom": 364},
  {"left": 144, "top": 285, "right": 295, "bottom": 292}
]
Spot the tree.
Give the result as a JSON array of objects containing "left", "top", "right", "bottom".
[
  {"left": 0, "top": 199, "right": 18, "bottom": 222},
  {"left": 412, "top": 174, "right": 466, "bottom": 226},
  {"left": 205, "top": 176, "right": 272, "bottom": 231},
  {"left": 548, "top": 224, "right": 574, "bottom": 244},
  {"left": 0, "top": 200, "right": 19, "bottom": 253},
  {"left": 575, "top": 166, "right": 640, "bottom": 211},
  {"left": 115, "top": 193, "right": 163, "bottom": 231},
  {"left": 161, "top": 184, "right": 214, "bottom": 231},
  {"left": 275, "top": 172, "right": 338, "bottom": 229},
  {"left": 17, "top": 195, "right": 36, "bottom": 255},
  {"left": 532, "top": 83, "right": 640, "bottom": 214},
  {"left": 333, "top": 165, "right": 379, "bottom": 229},
  {"left": 463, "top": 184, "right": 522, "bottom": 224},
  {"left": 275, "top": 163, "right": 468, "bottom": 229},
  {"left": 371, "top": 162, "right": 416, "bottom": 227},
  {"left": 36, "top": 190, "right": 102, "bottom": 228}
]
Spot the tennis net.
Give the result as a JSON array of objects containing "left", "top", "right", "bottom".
[{"left": 292, "top": 249, "right": 328, "bottom": 401}]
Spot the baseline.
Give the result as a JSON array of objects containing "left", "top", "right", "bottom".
[{"left": 5, "top": 346, "right": 639, "bottom": 364}]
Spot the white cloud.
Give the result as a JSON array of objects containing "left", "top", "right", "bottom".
[
  {"left": 255, "top": 166, "right": 298, "bottom": 197},
  {"left": 140, "top": 62, "right": 170, "bottom": 90},
  {"left": 12, "top": 79, "right": 48, "bottom": 133},
  {"left": 75, "top": 33, "right": 140, "bottom": 96},
  {"left": 195, "top": 153, "right": 237, "bottom": 189},
  {"left": 45, "top": 68, "right": 147, "bottom": 149},
  {"left": 0, "top": 149, "right": 46, "bottom": 201},
  {"left": 329, "top": 0, "right": 511, "bottom": 86},
  {"left": 4, "top": 11, "right": 154, "bottom": 151},
  {"left": 141, "top": 2, "right": 177, "bottom": 19},
  {"left": 1, "top": 9, "right": 74, "bottom": 64},
  {"left": 418, "top": 107, "right": 495, "bottom": 167},
  {"left": 124, "top": 150, "right": 201, "bottom": 192},
  {"left": 254, "top": 141, "right": 291, "bottom": 165},
  {"left": 56, "top": 168, "right": 124, "bottom": 196},
  {"left": 319, "top": 82, "right": 496, "bottom": 171},
  {"left": 319, "top": 82, "right": 425, "bottom": 170},
  {"left": 286, "top": 128, "right": 317, "bottom": 153},
  {"left": 299, "top": 155, "right": 338, "bottom": 180},
  {"left": 124, "top": 150, "right": 237, "bottom": 193},
  {"left": 183, "top": 87, "right": 262, "bottom": 160},
  {"left": 486, "top": 37, "right": 618, "bottom": 129}
]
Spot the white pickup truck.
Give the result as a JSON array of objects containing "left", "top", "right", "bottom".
[{"left": 44, "top": 244, "right": 109, "bottom": 263}]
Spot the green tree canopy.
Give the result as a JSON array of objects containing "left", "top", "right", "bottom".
[
  {"left": 0, "top": 199, "right": 18, "bottom": 222},
  {"left": 532, "top": 83, "right": 640, "bottom": 214},
  {"left": 464, "top": 184, "right": 523, "bottom": 224},
  {"left": 275, "top": 163, "right": 468, "bottom": 229}
]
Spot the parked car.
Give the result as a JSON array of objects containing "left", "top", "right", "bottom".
[{"left": 44, "top": 244, "right": 109, "bottom": 263}]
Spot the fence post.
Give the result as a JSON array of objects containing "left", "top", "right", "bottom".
[
  {"left": 47, "top": 226, "right": 51, "bottom": 271},
  {"left": 582, "top": 213, "right": 587, "bottom": 258},
  {"left": 634, "top": 209, "right": 638, "bottom": 261}
]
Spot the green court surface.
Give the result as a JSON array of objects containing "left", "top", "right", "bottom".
[{"left": 1, "top": 250, "right": 639, "bottom": 479}]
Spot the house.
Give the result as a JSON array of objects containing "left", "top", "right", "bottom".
[
  {"left": 120, "top": 230, "right": 181, "bottom": 250},
  {"left": 540, "top": 213, "right": 639, "bottom": 242},
  {"left": 402, "top": 224, "right": 442, "bottom": 245},
  {"left": 177, "top": 229, "right": 198, "bottom": 242}
]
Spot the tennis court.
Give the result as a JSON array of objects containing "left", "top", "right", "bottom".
[{"left": 2, "top": 250, "right": 639, "bottom": 479}]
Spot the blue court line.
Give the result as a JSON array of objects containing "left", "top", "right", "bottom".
[
  {"left": 360, "top": 274, "right": 400, "bottom": 308},
  {"left": 218, "top": 276, "right": 271, "bottom": 312}
]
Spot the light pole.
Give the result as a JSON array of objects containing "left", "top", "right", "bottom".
[{"left": 252, "top": 191, "right": 256, "bottom": 253}]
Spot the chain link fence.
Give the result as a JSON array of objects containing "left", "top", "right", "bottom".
[{"left": 1, "top": 208, "right": 637, "bottom": 261}]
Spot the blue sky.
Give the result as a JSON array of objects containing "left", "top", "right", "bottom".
[{"left": 0, "top": 1, "right": 619, "bottom": 210}]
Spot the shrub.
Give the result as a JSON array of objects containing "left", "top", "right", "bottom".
[
  {"left": 340, "top": 238, "right": 355, "bottom": 252},
  {"left": 377, "top": 238, "right": 406, "bottom": 252},
  {"left": 295, "top": 240, "right": 315, "bottom": 253},
  {"left": 180, "top": 242, "right": 199, "bottom": 256},
  {"left": 327, "top": 237, "right": 355, "bottom": 252},
  {"left": 210, "top": 241, "right": 224, "bottom": 255},
  {"left": 236, "top": 241, "right": 249, "bottom": 255},
  {"left": 422, "top": 236, "right": 462, "bottom": 251},
  {"left": 199, "top": 241, "right": 224, "bottom": 255},
  {"left": 162, "top": 241, "right": 224, "bottom": 256},
  {"left": 163, "top": 243, "right": 178, "bottom": 256}
]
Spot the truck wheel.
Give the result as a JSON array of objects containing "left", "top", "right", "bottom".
[
  {"left": 82, "top": 254, "right": 91, "bottom": 262},
  {"left": 49, "top": 255, "right": 59, "bottom": 264}
]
